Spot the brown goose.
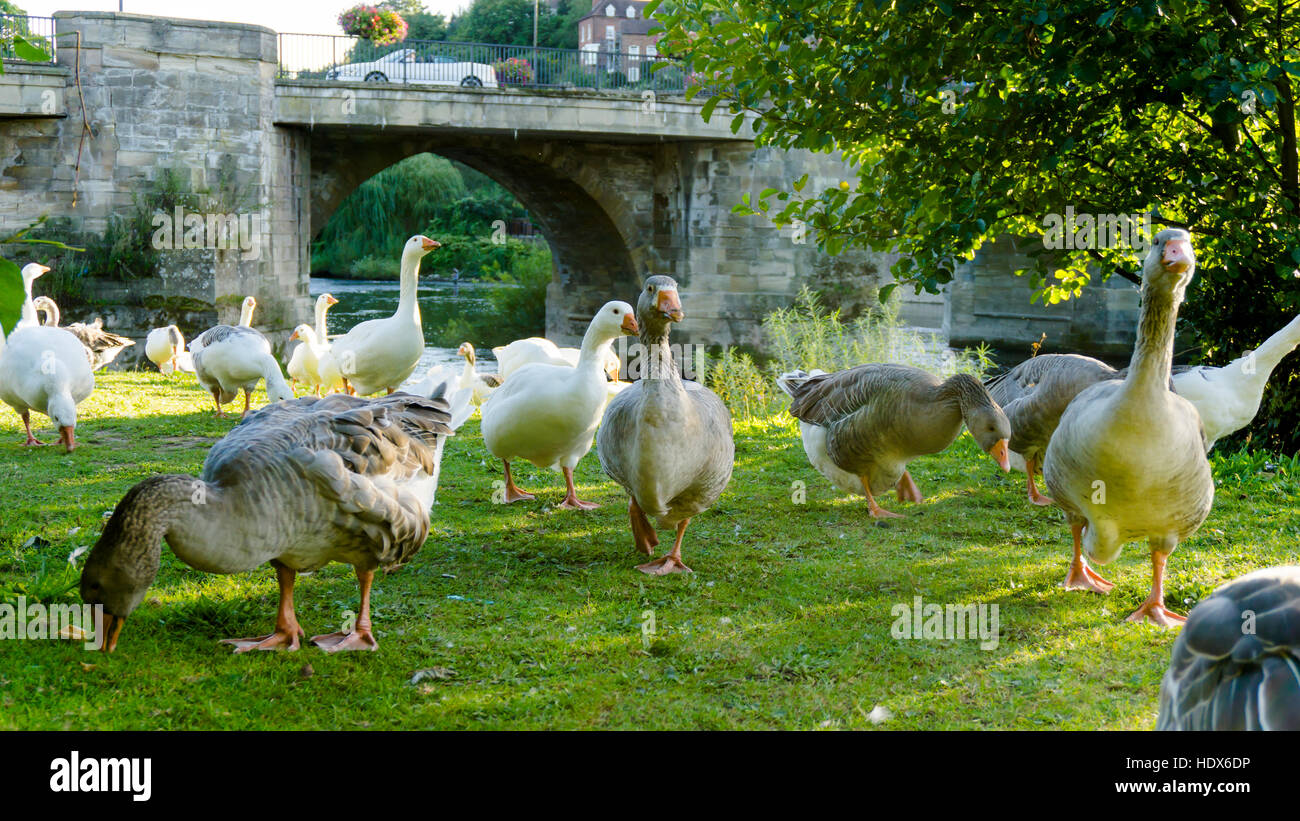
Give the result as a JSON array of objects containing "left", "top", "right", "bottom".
[
  {"left": 986, "top": 354, "right": 1120, "bottom": 506},
  {"left": 597, "top": 276, "right": 734, "bottom": 574},
  {"left": 783, "top": 364, "right": 1011, "bottom": 517},
  {"left": 1157, "top": 566, "right": 1300, "bottom": 730},
  {"left": 80, "top": 382, "right": 462, "bottom": 653},
  {"left": 1043, "top": 228, "right": 1213, "bottom": 624},
  {"left": 31, "top": 296, "right": 136, "bottom": 372}
]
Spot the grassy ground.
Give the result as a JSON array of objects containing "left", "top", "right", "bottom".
[{"left": 1, "top": 371, "right": 1297, "bottom": 730}]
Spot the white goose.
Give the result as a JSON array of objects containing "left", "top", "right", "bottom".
[
  {"left": 318, "top": 236, "right": 440, "bottom": 396},
  {"left": 1043, "top": 229, "right": 1214, "bottom": 625},
  {"left": 494, "top": 336, "right": 622, "bottom": 382},
  {"left": 0, "top": 323, "right": 95, "bottom": 452},
  {"left": 481, "top": 301, "right": 638, "bottom": 509},
  {"left": 79, "top": 375, "right": 467, "bottom": 654},
  {"left": 15, "top": 263, "right": 50, "bottom": 330},
  {"left": 145, "top": 325, "right": 195, "bottom": 374},
  {"left": 1170, "top": 313, "right": 1300, "bottom": 450},
  {"left": 287, "top": 293, "right": 338, "bottom": 396},
  {"left": 190, "top": 295, "right": 257, "bottom": 355},
  {"left": 192, "top": 324, "right": 294, "bottom": 417},
  {"left": 455, "top": 342, "right": 502, "bottom": 406}
]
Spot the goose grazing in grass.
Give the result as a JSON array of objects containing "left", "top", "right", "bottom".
[
  {"left": 1157, "top": 566, "right": 1300, "bottom": 730},
  {"left": 318, "top": 236, "right": 439, "bottom": 396},
  {"left": 1043, "top": 228, "right": 1213, "bottom": 625},
  {"left": 1170, "top": 313, "right": 1300, "bottom": 450},
  {"left": 79, "top": 381, "right": 464, "bottom": 653},
  {"left": 15, "top": 263, "right": 50, "bottom": 330},
  {"left": 482, "top": 301, "right": 638, "bottom": 509},
  {"left": 189, "top": 295, "right": 258, "bottom": 356},
  {"left": 0, "top": 323, "right": 94, "bottom": 452},
  {"left": 287, "top": 293, "right": 338, "bottom": 396},
  {"left": 192, "top": 325, "right": 294, "bottom": 418},
  {"left": 145, "top": 325, "right": 195, "bottom": 374},
  {"left": 456, "top": 342, "right": 502, "bottom": 406},
  {"left": 598, "top": 277, "right": 734, "bottom": 574},
  {"left": 985, "top": 354, "right": 1120, "bottom": 505},
  {"left": 32, "top": 296, "right": 135, "bottom": 372},
  {"left": 780, "top": 365, "right": 1010, "bottom": 517}
]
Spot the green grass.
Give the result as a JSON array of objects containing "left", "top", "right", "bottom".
[{"left": 1, "top": 371, "right": 1297, "bottom": 730}]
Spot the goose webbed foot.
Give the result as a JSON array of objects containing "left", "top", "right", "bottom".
[
  {"left": 1025, "top": 459, "right": 1054, "bottom": 506},
  {"left": 500, "top": 460, "right": 535, "bottom": 503},
  {"left": 20, "top": 412, "right": 45, "bottom": 445},
  {"left": 1125, "top": 548, "right": 1184, "bottom": 626},
  {"left": 1125, "top": 598, "right": 1186, "bottom": 627},
  {"left": 894, "top": 471, "right": 923, "bottom": 504},
  {"left": 636, "top": 520, "right": 692, "bottom": 575},
  {"left": 860, "top": 476, "right": 903, "bottom": 518},
  {"left": 1062, "top": 558, "right": 1115, "bottom": 594},
  {"left": 21, "top": 435, "right": 46, "bottom": 447},
  {"left": 310, "top": 628, "right": 378, "bottom": 652},
  {"left": 221, "top": 627, "right": 304, "bottom": 653},
  {"left": 559, "top": 467, "right": 600, "bottom": 510}
]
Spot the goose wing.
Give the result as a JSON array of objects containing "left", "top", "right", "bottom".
[{"left": 785, "top": 363, "right": 928, "bottom": 427}]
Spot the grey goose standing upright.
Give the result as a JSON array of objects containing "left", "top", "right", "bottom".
[
  {"left": 782, "top": 364, "right": 1011, "bottom": 517},
  {"left": 1043, "top": 228, "right": 1213, "bottom": 624},
  {"left": 597, "top": 276, "right": 734, "bottom": 575}
]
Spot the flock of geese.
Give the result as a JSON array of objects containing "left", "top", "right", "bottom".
[{"left": 3, "top": 228, "right": 1298, "bottom": 729}]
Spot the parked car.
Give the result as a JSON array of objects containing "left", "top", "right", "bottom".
[{"left": 327, "top": 48, "right": 498, "bottom": 88}]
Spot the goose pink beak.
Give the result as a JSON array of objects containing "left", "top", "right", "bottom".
[
  {"left": 620, "top": 313, "right": 639, "bottom": 334},
  {"left": 1162, "top": 239, "right": 1192, "bottom": 274},
  {"left": 59, "top": 425, "right": 76, "bottom": 453},
  {"left": 988, "top": 439, "right": 1010, "bottom": 472},
  {"left": 657, "top": 290, "right": 684, "bottom": 322}
]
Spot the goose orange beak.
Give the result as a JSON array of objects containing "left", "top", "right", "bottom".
[
  {"left": 95, "top": 612, "right": 124, "bottom": 652},
  {"left": 289, "top": 330, "right": 299, "bottom": 341},
  {"left": 988, "top": 439, "right": 1010, "bottom": 472},
  {"left": 324, "top": 294, "right": 339, "bottom": 306},
  {"left": 1162, "top": 239, "right": 1192, "bottom": 274},
  {"left": 60, "top": 425, "right": 76, "bottom": 453},
  {"left": 621, "top": 313, "right": 639, "bottom": 334},
  {"left": 421, "top": 237, "right": 441, "bottom": 251},
  {"left": 657, "top": 289, "right": 684, "bottom": 322}
]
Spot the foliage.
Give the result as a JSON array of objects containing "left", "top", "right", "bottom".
[
  {"left": 705, "top": 287, "right": 993, "bottom": 420},
  {"left": 449, "top": 0, "right": 550, "bottom": 45},
  {"left": 0, "top": 217, "right": 83, "bottom": 336},
  {"left": 425, "top": 244, "right": 551, "bottom": 346},
  {"left": 0, "top": 8, "right": 48, "bottom": 72},
  {"left": 651, "top": 0, "right": 1300, "bottom": 452},
  {"left": 338, "top": 4, "right": 409, "bottom": 44},
  {"left": 493, "top": 56, "right": 534, "bottom": 85}
]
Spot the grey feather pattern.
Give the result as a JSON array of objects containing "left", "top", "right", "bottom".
[{"left": 985, "top": 354, "right": 1119, "bottom": 465}]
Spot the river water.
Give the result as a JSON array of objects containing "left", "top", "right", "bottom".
[{"left": 310, "top": 277, "right": 502, "bottom": 384}]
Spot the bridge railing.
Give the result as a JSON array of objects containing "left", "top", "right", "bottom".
[
  {"left": 0, "top": 14, "right": 56, "bottom": 63},
  {"left": 277, "top": 32, "right": 690, "bottom": 96}
]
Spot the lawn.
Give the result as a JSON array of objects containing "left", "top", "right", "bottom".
[{"left": 1, "top": 371, "right": 1297, "bottom": 730}]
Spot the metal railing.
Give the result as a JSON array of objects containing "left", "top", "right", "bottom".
[
  {"left": 0, "top": 14, "right": 56, "bottom": 63},
  {"left": 277, "top": 32, "right": 690, "bottom": 95}
]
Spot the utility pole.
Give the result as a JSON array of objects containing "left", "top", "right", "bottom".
[{"left": 533, "top": 0, "right": 539, "bottom": 48}]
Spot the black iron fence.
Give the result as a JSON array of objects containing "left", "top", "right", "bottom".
[
  {"left": 0, "top": 14, "right": 56, "bottom": 62},
  {"left": 278, "top": 32, "right": 690, "bottom": 95}
]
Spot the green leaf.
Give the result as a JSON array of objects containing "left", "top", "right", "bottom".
[
  {"left": 12, "top": 35, "right": 50, "bottom": 63},
  {"left": 700, "top": 95, "right": 721, "bottom": 123},
  {"left": 878, "top": 282, "right": 899, "bottom": 303},
  {"left": 0, "top": 258, "right": 24, "bottom": 338}
]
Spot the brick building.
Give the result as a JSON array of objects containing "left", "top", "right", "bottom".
[{"left": 576, "top": 1, "right": 661, "bottom": 81}]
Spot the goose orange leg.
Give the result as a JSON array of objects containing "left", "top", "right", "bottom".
[
  {"left": 19, "top": 411, "right": 45, "bottom": 446},
  {"left": 860, "top": 476, "right": 902, "bottom": 518},
  {"left": 629, "top": 497, "right": 659, "bottom": 555},
  {"left": 1125, "top": 541, "right": 1186, "bottom": 627},
  {"left": 241, "top": 388, "right": 253, "bottom": 417},
  {"left": 221, "top": 562, "right": 304, "bottom": 652},
  {"left": 312, "top": 567, "right": 378, "bottom": 652},
  {"left": 895, "top": 470, "right": 923, "bottom": 504},
  {"left": 637, "top": 519, "right": 692, "bottom": 575},
  {"left": 1025, "top": 456, "right": 1054, "bottom": 506},
  {"left": 1062, "top": 522, "right": 1115, "bottom": 593},
  {"left": 558, "top": 466, "right": 600, "bottom": 510},
  {"left": 210, "top": 386, "right": 227, "bottom": 418},
  {"left": 501, "top": 460, "right": 535, "bottom": 503}
]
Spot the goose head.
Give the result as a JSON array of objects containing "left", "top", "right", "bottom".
[
  {"left": 47, "top": 392, "right": 78, "bottom": 453},
  {"left": 1143, "top": 228, "right": 1196, "bottom": 293},
  {"left": 637, "top": 276, "right": 684, "bottom": 337},
  {"left": 457, "top": 342, "right": 476, "bottom": 364},
  {"left": 238, "top": 296, "right": 258, "bottom": 326},
  {"left": 288, "top": 323, "right": 317, "bottom": 344},
  {"left": 317, "top": 293, "right": 339, "bottom": 310},
  {"left": 32, "top": 295, "right": 59, "bottom": 327},
  {"left": 80, "top": 476, "right": 195, "bottom": 651},
  {"left": 941, "top": 373, "right": 1011, "bottom": 471},
  {"left": 21, "top": 262, "right": 50, "bottom": 288},
  {"left": 595, "top": 300, "right": 639, "bottom": 340},
  {"left": 403, "top": 235, "right": 441, "bottom": 263}
]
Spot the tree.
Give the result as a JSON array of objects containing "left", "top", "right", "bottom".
[
  {"left": 449, "top": 0, "right": 553, "bottom": 46},
  {"left": 651, "top": 0, "right": 1300, "bottom": 452},
  {"left": 404, "top": 11, "right": 449, "bottom": 42}
]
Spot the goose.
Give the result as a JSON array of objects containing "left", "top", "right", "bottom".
[
  {"left": 192, "top": 325, "right": 295, "bottom": 417},
  {"left": 456, "top": 342, "right": 503, "bottom": 406},
  {"left": 1169, "top": 314, "right": 1300, "bottom": 450},
  {"left": 31, "top": 296, "right": 135, "bottom": 372},
  {"left": 287, "top": 293, "right": 339, "bottom": 396},
  {"left": 1157, "top": 566, "right": 1300, "bottom": 730},
  {"left": 1043, "top": 228, "right": 1213, "bottom": 624},
  {"left": 145, "top": 325, "right": 195, "bottom": 374},
  {"left": 780, "top": 365, "right": 1010, "bottom": 517},
  {"left": 190, "top": 295, "right": 258, "bottom": 355},
  {"left": 597, "top": 276, "right": 734, "bottom": 574},
  {"left": 481, "top": 301, "right": 638, "bottom": 510},
  {"left": 493, "top": 336, "right": 622, "bottom": 382},
  {"left": 14, "top": 263, "right": 50, "bottom": 330},
  {"left": 985, "top": 354, "right": 1120, "bottom": 505},
  {"left": 79, "top": 380, "right": 465, "bottom": 654},
  {"left": 318, "top": 236, "right": 440, "bottom": 396},
  {"left": 0, "top": 324, "right": 95, "bottom": 452}
]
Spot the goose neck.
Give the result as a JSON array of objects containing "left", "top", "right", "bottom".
[
  {"left": 396, "top": 252, "right": 423, "bottom": 323},
  {"left": 1126, "top": 280, "right": 1182, "bottom": 394}
]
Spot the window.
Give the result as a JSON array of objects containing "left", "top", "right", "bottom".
[
  {"left": 606, "top": 24, "right": 616, "bottom": 41},
  {"left": 626, "top": 6, "right": 636, "bottom": 17},
  {"left": 605, "top": 4, "right": 615, "bottom": 15},
  {"left": 646, "top": 44, "right": 657, "bottom": 58}
]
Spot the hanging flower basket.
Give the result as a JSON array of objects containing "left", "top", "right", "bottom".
[
  {"left": 338, "top": 5, "right": 409, "bottom": 45},
  {"left": 493, "top": 58, "right": 535, "bottom": 86}
]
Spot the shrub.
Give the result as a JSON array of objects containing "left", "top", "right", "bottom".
[{"left": 338, "top": 5, "right": 408, "bottom": 45}]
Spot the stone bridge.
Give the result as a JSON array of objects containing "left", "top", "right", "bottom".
[{"left": 0, "top": 11, "right": 1138, "bottom": 360}]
